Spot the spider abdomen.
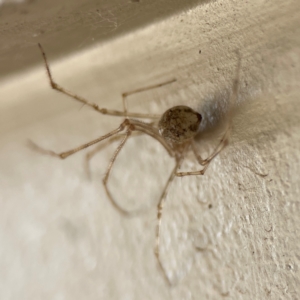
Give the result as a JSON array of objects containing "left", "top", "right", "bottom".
[{"left": 158, "top": 105, "right": 202, "bottom": 143}]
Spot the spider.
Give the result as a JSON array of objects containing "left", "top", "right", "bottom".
[{"left": 30, "top": 43, "right": 240, "bottom": 285}]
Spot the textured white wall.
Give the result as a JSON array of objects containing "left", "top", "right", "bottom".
[{"left": 1, "top": 0, "right": 300, "bottom": 299}]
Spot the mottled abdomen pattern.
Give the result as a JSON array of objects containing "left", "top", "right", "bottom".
[{"left": 158, "top": 105, "right": 202, "bottom": 143}]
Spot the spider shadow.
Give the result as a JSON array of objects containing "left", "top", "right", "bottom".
[{"left": 194, "top": 88, "right": 235, "bottom": 144}]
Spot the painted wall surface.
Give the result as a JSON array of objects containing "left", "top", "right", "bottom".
[{"left": 1, "top": 0, "right": 300, "bottom": 299}]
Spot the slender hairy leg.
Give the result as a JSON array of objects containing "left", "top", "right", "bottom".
[
  {"left": 85, "top": 131, "right": 144, "bottom": 179},
  {"left": 102, "top": 129, "right": 134, "bottom": 215},
  {"left": 28, "top": 120, "right": 128, "bottom": 159},
  {"left": 192, "top": 125, "right": 231, "bottom": 165},
  {"left": 100, "top": 122, "right": 176, "bottom": 215},
  {"left": 38, "top": 43, "right": 174, "bottom": 119},
  {"left": 227, "top": 50, "right": 241, "bottom": 122},
  {"left": 176, "top": 118, "right": 230, "bottom": 177},
  {"left": 129, "top": 119, "right": 174, "bottom": 157},
  {"left": 121, "top": 78, "right": 176, "bottom": 116},
  {"left": 101, "top": 124, "right": 174, "bottom": 215},
  {"left": 154, "top": 156, "right": 184, "bottom": 285},
  {"left": 175, "top": 163, "right": 210, "bottom": 177}
]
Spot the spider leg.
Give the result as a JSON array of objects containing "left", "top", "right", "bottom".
[
  {"left": 190, "top": 141, "right": 208, "bottom": 166},
  {"left": 38, "top": 43, "right": 174, "bottom": 119},
  {"left": 175, "top": 164, "right": 210, "bottom": 177},
  {"left": 102, "top": 128, "right": 135, "bottom": 215},
  {"left": 101, "top": 121, "right": 175, "bottom": 215},
  {"left": 102, "top": 126, "right": 158, "bottom": 215},
  {"left": 85, "top": 131, "right": 144, "bottom": 179},
  {"left": 154, "top": 157, "right": 183, "bottom": 285},
  {"left": 176, "top": 126, "right": 230, "bottom": 177},
  {"left": 227, "top": 50, "right": 241, "bottom": 122},
  {"left": 28, "top": 120, "right": 128, "bottom": 159},
  {"left": 192, "top": 124, "right": 231, "bottom": 165},
  {"left": 121, "top": 78, "right": 176, "bottom": 117}
]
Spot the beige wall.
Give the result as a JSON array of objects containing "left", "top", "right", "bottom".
[{"left": 1, "top": 0, "right": 300, "bottom": 299}]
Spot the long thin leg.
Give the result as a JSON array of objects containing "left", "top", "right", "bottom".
[
  {"left": 28, "top": 120, "right": 128, "bottom": 159},
  {"left": 102, "top": 127, "right": 157, "bottom": 215},
  {"left": 38, "top": 43, "right": 175, "bottom": 119},
  {"left": 154, "top": 156, "right": 184, "bottom": 285},
  {"left": 130, "top": 119, "right": 174, "bottom": 157},
  {"left": 85, "top": 131, "right": 144, "bottom": 178},
  {"left": 121, "top": 78, "right": 176, "bottom": 116},
  {"left": 191, "top": 141, "right": 209, "bottom": 166},
  {"left": 227, "top": 50, "right": 241, "bottom": 122},
  {"left": 202, "top": 126, "right": 230, "bottom": 162},
  {"left": 192, "top": 125, "right": 231, "bottom": 166},
  {"left": 102, "top": 129, "right": 135, "bottom": 215},
  {"left": 176, "top": 164, "right": 210, "bottom": 177},
  {"left": 100, "top": 123, "right": 175, "bottom": 215},
  {"left": 176, "top": 116, "right": 230, "bottom": 177}
]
